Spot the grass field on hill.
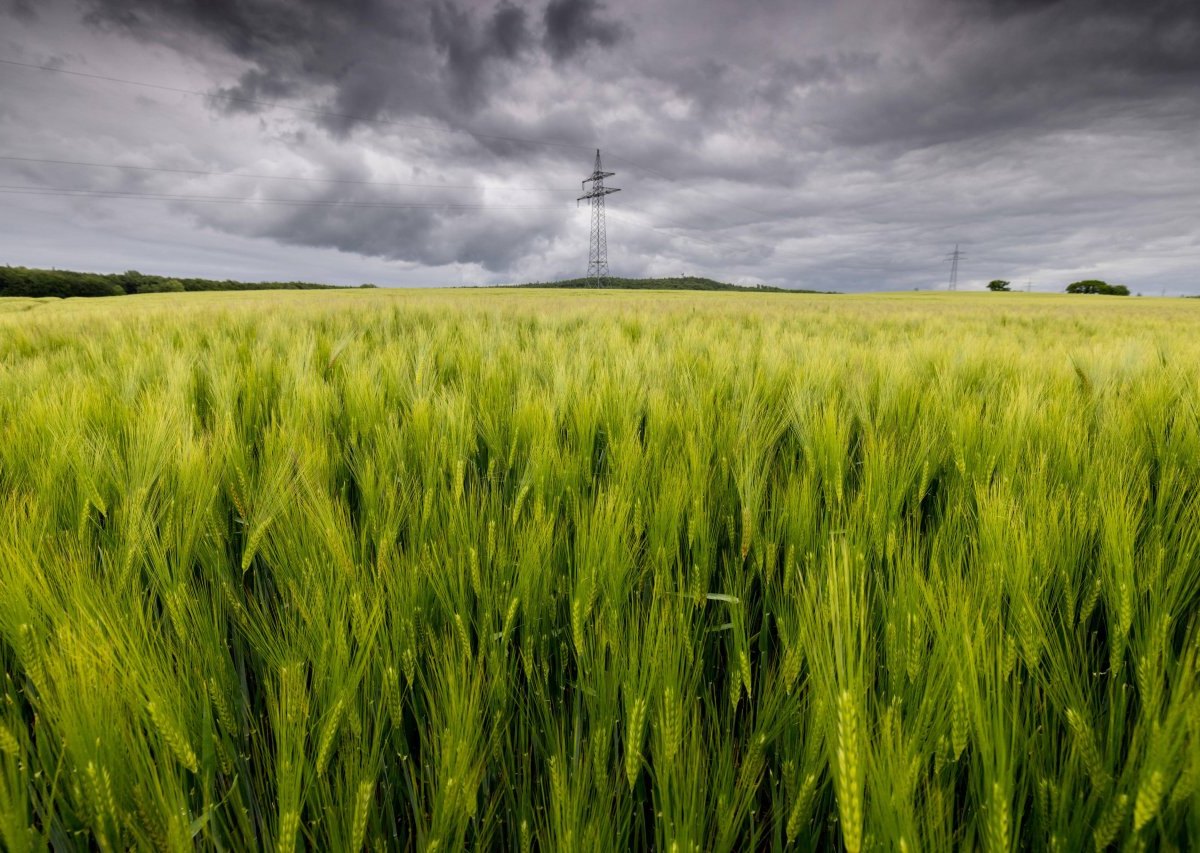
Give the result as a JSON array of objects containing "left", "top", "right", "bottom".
[{"left": 1, "top": 289, "right": 1198, "bottom": 851}]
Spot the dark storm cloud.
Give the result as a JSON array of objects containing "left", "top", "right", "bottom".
[
  {"left": 211, "top": 67, "right": 300, "bottom": 111},
  {"left": 542, "top": 0, "right": 626, "bottom": 61},
  {"left": 6, "top": 0, "right": 35, "bottom": 20},
  {"left": 955, "top": 0, "right": 1065, "bottom": 17},
  {"left": 936, "top": 0, "right": 1200, "bottom": 81},
  {"left": 76, "top": 0, "right": 472, "bottom": 132},
  {"left": 431, "top": 1, "right": 535, "bottom": 104},
  {"left": 78, "top": 0, "right": 615, "bottom": 130},
  {"left": 803, "top": 0, "right": 1200, "bottom": 155},
  {"left": 79, "top": 0, "right": 434, "bottom": 125},
  {"left": 956, "top": 0, "right": 1200, "bottom": 22},
  {"left": 487, "top": 2, "right": 533, "bottom": 59}
]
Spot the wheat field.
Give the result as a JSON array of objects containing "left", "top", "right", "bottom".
[{"left": 1, "top": 289, "right": 1198, "bottom": 851}]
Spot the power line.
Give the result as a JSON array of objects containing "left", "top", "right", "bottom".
[
  {"left": 606, "top": 210, "right": 723, "bottom": 248},
  {"left": 0, "top": 155, "right": 756, "bottom": 248},
  {"left": 605, "top": 152, "right": 773, "bottom": 220},
  {"left": 0, "top": 152, "right": 745, "bottom": 248},
  {"left": 0, "top": 182, "right": 730, "bottom": 250},
  {"left": 0, "top": 183, "right": 568, "bottom": 211},
  {"left": 0, "top": 154, "right": 575, "bottom": 192}
]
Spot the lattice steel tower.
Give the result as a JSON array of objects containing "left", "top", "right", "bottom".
[
  {"left": 578, "top": 149, "right": 620, "bottom": 286},
  {"left": 946, "top": 244, "right": 966, "bottom": 290}
]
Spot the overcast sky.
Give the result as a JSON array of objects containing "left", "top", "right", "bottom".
[{"left": 1, "top": 0, "right": 1197, "bottom": 291}]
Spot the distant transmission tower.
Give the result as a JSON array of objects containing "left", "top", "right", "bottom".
[
  {"left": 578, "top": 149, "right": 620, "bottom": 286},
  {"left": 945, "top": 244, "right": 966, "bottom": 290}
]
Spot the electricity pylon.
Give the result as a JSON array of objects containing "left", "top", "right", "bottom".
[
  {"left": 578, "top": 149, "right": 619, "bottom": 286},
  {"left": 945, "top": 244, "right": 966, "bottom": 290}
]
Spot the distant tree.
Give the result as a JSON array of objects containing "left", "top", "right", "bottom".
[
  {"left": 137, "top": 278, "right": 185, "bottom": 293},
  {"left": 1066, "top": 280, "right": 1129, "bottom": 296},
  {"left": 987, "top": 280, "right": 1011, "bottom": 292},
  {"left": 116, "top": 270, "right": 148, "bottom": 294},
  {"left": 359, "top": 283, "right": 378, "bottom": 288}
]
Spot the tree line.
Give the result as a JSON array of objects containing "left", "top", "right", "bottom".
[{"left": 0, "top": 266, "right": 353, "bottom": 298}]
